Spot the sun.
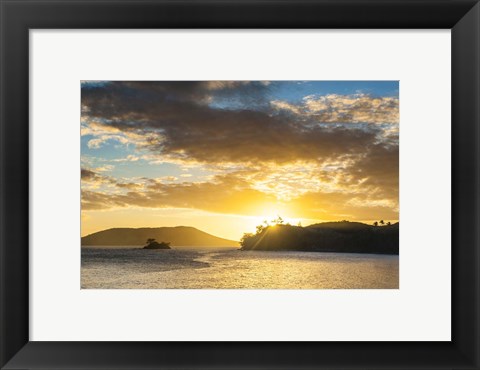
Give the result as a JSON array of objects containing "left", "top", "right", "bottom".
[{"left": 241, "top": 205, "right": 304, "bottom": 235}]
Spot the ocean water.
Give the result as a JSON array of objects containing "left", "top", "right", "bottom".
[{"left": 81, "top": 247, "right": 399, "bottom": 289}]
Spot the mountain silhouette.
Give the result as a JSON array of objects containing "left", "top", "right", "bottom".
[{"left": 81, "top": 226, "right": 237, "bottom": 247}]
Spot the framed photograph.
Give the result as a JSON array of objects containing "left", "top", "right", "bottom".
[
  {"left": 1, "top": 0, "right": 479, "bottom": 369},
  {"left": 79, "top": 79, "right": 400, "bottom": 290}
]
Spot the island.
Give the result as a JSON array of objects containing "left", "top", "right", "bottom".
[
  {"left": 143, "top": 238, "right": 171, "bottom": 250},
  {"left": 240, "top": 220, "right": 399, "bottom": 255},
  {"left": 81, "top": 226, "right": 237, "bottom": 247}
]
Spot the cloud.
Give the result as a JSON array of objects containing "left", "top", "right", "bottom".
[
  {"left": 82, "top": 174, "right": 278, "bottom": 215},
  {"left": 82, "top": 81, "right": 271, "bottom": 111},
  {"left": 271, "top": 93, "right": 399, "bottom": 125},
  {"left": 81, "top": 166, "right": 398, "bottom": 221},
  {"left": 81, "top": 168, "right": 116, "bottom": 188},
  {"left": 346, "top": 143, "right": 399, "bottom": 200},
  {"left": 82, "top": 83, "right": 385, "bottom": 165},
  {"left": 270, "top": 100, "right": 302, "bottom": 115},
  {"left": 81, "top": 82, "right": 399, "bottom": 221},
  {"left": 115, "top": 182, "right": 142, "bottom": 190},
  {"left": 111, "top": 155, "right": 141, "bottom": 162},
  {"left": 81, "top": 169, "right": 97, "bottom": 180},
  {"left": 95, "top": 165, "right": 115, "bottom": 172},
  {"left": 289, "top": 189, "right": 399, "bottom": 221},
  {"left": 87, "top": 135, "right": 130, "bottom": 149}
]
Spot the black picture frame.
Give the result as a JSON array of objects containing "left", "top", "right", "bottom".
[{"left": 1, "top": 0, "right": 479, "bottom": 369}]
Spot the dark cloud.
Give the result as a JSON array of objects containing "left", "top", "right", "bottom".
[
  {"left": 348, "top": 143, "right": 399, "bottom": 199},
  {"left": 81, "top": 168, "right": 116, "bottom": 185},
  {"left": 82, "top": 81, "right": 271, "bottom": 115},
  {"left": 116, "top": 182, "right": 142, "bottom": 190},
  {"left": 81, "top": 81, "right": 384, "bottom": 165},
  {"left": 81, "top": 168, "right": 97, "bottom": 180}
]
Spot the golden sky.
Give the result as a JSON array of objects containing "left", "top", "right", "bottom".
[{"left": 81, "top": 81, "right": 399, "bottom": 240}]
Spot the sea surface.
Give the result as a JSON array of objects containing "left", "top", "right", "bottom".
[{"left": 81, "top": 246, "right": 399, "bottom": 289}]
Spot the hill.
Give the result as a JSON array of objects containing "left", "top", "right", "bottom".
[
  {"left": 307, "top": 221, "right": 373, "bottom": 230},
  {"left": 81, "top": 226, "right": 237, "bottom": 247},
  {"left": 240, "top": 221, "right": 399, "bottom": 254}
]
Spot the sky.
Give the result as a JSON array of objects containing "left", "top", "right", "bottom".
[{"left": 81, "top": 81, "right": 399, "bottom": 240}]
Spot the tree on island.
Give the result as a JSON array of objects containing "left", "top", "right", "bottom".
[
  {"left": 373, "top": 221, "right": 378, "bottom": 226},
  {"left": 256, "top": 224, "right": 266, "bottom": 234},
  {"left": 143, "top": 238, "right": 171, "bottom": 249},
  {"left": 379, "top": 220, "right": 385, "bottom": 225},
  {"left": 240, "top": 233, "right": 255, "bottom": 247},
  {"left": 240, "top": 215, "right": 293, "bottom": 249},
  {"left": 255, "top": 216, "right": 287, "bottom": 234},
  {"left": 274, "top": 216, "right": 284, "bottom": 225}
]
